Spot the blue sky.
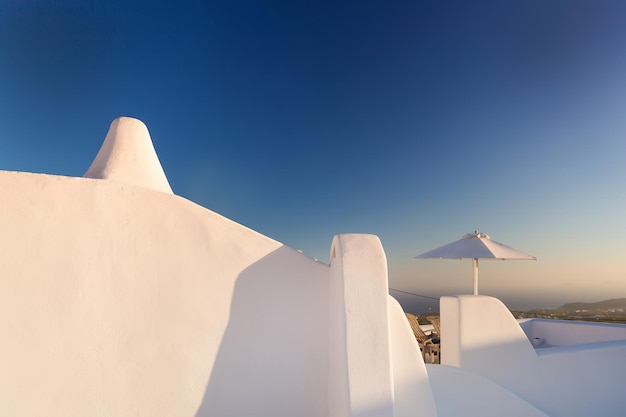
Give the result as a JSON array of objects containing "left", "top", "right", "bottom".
[{"left": 1, "top": 1, "right": 625, "bottom": 311}]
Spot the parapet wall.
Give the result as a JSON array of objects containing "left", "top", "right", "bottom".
[
  {"left": 0, "top": 171, "right": 330, "bottom": 416},
  {"left": 328, "top": 234, "right": 394, "bottom": 417},
  {"left": 0, "top": 168, "right": 436, "bottom": 417},
  {"left": 0, "top": 117, "right": 438, "bottom": 417},
  {"left": 520, "top": 318, "right": 626, "bottom": 347},
  {"left": 441, "top": 295, "right": 626, "bottom": 417}
]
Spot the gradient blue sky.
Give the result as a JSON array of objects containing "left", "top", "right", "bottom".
[{"left": 1, "top": 1, "right": 625, "bottom": 311}]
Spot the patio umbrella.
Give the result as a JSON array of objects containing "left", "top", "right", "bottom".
[{"left": 414, "top": 231, "right": 536, "bottom": 295}]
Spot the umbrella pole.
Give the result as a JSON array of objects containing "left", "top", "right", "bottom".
[{"left": 473, "top": 258, "right": 479, "bottom": 295}]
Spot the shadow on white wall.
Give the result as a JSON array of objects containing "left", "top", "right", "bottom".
[{"left": 195, "top": 246, "right": 328, "bottom": 417}]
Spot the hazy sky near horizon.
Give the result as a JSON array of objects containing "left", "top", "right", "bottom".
[{"left": 1, "top": 0, "right": 625, "bottom": 310}]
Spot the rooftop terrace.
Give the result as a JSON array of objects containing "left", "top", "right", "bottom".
[{"left": 1, "top": 117, "right": 625, "bottom": 417}]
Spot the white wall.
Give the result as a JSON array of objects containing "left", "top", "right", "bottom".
[
  {"left": 328, "top": 234, "right": 395, "bottom": 417},
  {"left": 441, "top": 295, "right": 537, "bottom": 369},
  {"left": 0, "top": 116, "right": 455, "bottom": 417},
  {"left": 441, "top": 295, "right": 626, "bottom": 417},
  {"left": 0, "top": 172, "right": 439, "bottom": 417},
  {"left": 520, "top": 318, "right": 626, "bottom": 347},
  {"left": 0, "top": 171, "right": 330, "bottom": 416},
  {"left": 388, "top": 296, "right": 438, "bottom": 417}
]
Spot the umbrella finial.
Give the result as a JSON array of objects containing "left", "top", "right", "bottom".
[{"left": 463, "top": 230, "right": 489, "bottom": 239}]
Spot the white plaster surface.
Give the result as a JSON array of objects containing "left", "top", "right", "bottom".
[
  {"left": 388, "top": 296, "right": 438, "bottom": 417},
  {"left": 83, "top": 117, "right": 173, "bottom": 194},
  {"left": 441, "top": 295, "right": 537, "bottom": 369},
  {"left": 12, "top": 116, "right": 626, "bottom": 417},
  {"left": 328, "top": 234, "right": 394, "bottom": 417},
  {"left": 2, "top": 117, "right": 441, "bottom": 417},
  {"left": 441, "top": 295, "right": 626, "bottom": 417},
  {"left": 520, "top": 317, "right": 626, "bottom": 347},
  {"left": 427, "top": 365, "right": 549, "bottom": 417},
  {"left": 0, "top": 170, "right": 329, "bottom": 416},
  {"left": 0, "top": 168, "right": 437, "bottom": 416}
]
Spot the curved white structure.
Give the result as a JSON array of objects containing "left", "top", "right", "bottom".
[
  {"left": 83, "top": 117, "right": 172, "bottom": 194},
  {"left": 1, "top": 117, "right": 625, "bottom": 417},
  {"left": 441, "top": 295, "right": 626, "bottom": 417}
]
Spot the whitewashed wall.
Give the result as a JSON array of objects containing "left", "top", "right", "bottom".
[
  {"left": 328, "top": 234, "right": 395, "bottom": 417},
  {"left": 0, "top": 171, "right": 331, "bottom": 416},
  {"left": 520, "top": 318, "right": 626, "bottom": 346},
  {"left": 441, "top": 295, "right": 626, "bottom": 417},
  {"left": 388, "top": 296, "right": 438, "bottom": 417},
  {"left": 0, "top": 117, "right": 434, "bottom": 417}
]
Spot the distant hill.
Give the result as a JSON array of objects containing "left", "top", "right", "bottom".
[
  {"left": 558, "top": 298, "right": 626, "bottom": 311},
  {"left": 517, "top": 298, "right": 626, "bottom": 323}
]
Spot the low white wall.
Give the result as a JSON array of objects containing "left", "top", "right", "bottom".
[
  {"left": 442, "top": 295, "right": 626, "bottom": 417},
  {"left": 388, "top": 296, "right": 438, "bottom": 417},
  {"left": 441, "top": 295, "right": 537, "bottom": 369},
  {"left": 520, "top": 318, "right": 626, "bottom": 347}
]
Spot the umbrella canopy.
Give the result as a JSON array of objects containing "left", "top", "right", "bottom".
[{"left": 414, "top": 231, "right": 536, "bottom": 295}]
